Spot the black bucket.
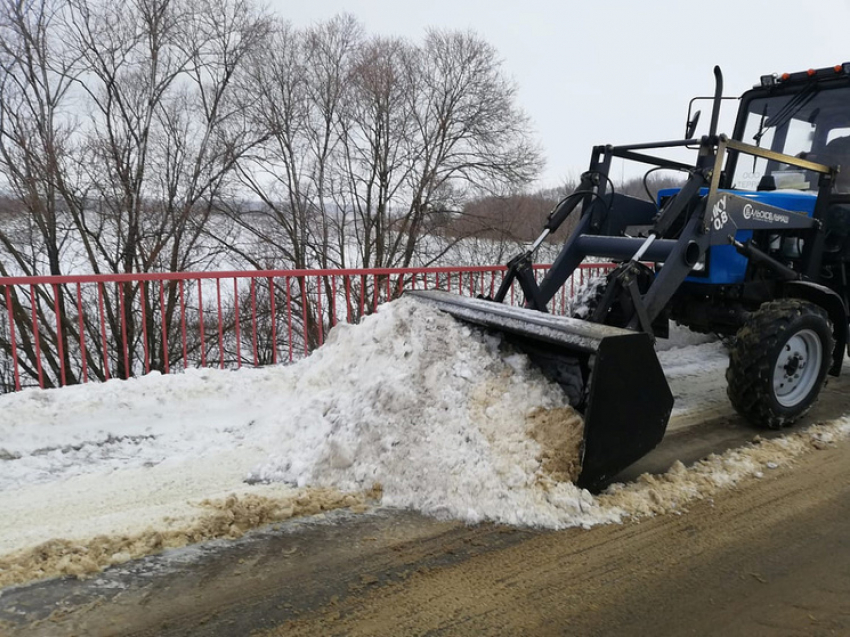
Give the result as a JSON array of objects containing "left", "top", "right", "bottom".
[{"left": 406, "top": 290, "right": 673, "bottom": 490}]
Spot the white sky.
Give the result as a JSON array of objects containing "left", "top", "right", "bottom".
[{"left": 270, "top": 0, "right": 850, "bottom": 187}]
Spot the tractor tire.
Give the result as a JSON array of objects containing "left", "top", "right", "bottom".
[
  {"left": 570, "top": 263, "right": 655, "bottom": 328},
  {"left": 570, "top": 276, "right": 607, "bottom": 320},
  {"left": 726, "top": 299, "right": 833, "bottom": 429}
]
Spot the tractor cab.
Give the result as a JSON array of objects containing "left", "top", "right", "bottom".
[
  {"left": 720, "top": 65, "right": 850, "bottom": 269},
  {"left": 410, "top": 63, "right": 850, "bottom": 490},
  {"left": 725, "top": 66, "right": 850, "bottom": 194}
]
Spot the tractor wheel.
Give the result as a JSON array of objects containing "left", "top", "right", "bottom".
[
  {"left": 726, "top": 299, "right": 833, "bottom": 429},
  {"left": 570, "top": 275, "right": 607, "bottom": 320},
  {"left": 570, "top": 263, "right": 654, "bottom": 328}
]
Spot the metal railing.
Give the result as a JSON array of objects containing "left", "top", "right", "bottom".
[{"left": 0, "top": 263, "right": 616, "bottom": 392}]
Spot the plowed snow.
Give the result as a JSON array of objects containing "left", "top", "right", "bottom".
[
  {"left": 247, "top": 298, "right": 597, "bottom": 528},
  {"left": 1, "top": 297, "right": 848, "bottom": 589}
]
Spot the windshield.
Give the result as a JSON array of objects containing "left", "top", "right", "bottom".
[{"left": 730, "top": 85, "right": 850, "bottom": 192}]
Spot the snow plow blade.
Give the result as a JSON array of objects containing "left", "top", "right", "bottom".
[{"left": 407, "top": 290, "right": 674, "bottom": 490}]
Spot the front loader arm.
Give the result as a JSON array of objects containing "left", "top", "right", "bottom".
[{"left": 492, "top": 172, "right": 599, "bottom": 310}]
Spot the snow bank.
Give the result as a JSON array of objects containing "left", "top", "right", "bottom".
[
  {"left": 599, "top": 420, "right": 850, "bottom": 516},
  {"left": 0, "top": 297, "right": 606, "bottom": 587},
  {"left": 1, "top": 296, "right": 849, "bottom": 590},
  {"left": 248, "top": 297, "right": 602, "bottom": 528}
]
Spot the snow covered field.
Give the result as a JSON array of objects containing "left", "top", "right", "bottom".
[{"left": 1, "top": 297, "right": 848, "bottom": 590}]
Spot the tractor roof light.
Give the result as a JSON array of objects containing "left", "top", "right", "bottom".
[
  {"left": 843, "top": 62, "right": 850, "bottom": 76},
  {"left": 760, "top": 73, "right": 778, "bottom": 88}
]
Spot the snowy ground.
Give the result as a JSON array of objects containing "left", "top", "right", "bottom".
[{"left": 1, "top": 297, "right": 848, "bottom": 589}]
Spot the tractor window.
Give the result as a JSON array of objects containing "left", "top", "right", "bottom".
[
  {"left": 730, "top": 85, "right": 850, "bottom": 191},
  {"left": 827, "top": 127, "right": 850, "bottom": 143},
  {"left": 733, "top": 116, "right": 778, "bottom": 191},
  {"left": 783, "top": 118, "right": 816, "bottom": 157}
]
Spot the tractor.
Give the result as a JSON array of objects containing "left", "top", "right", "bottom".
[{"left": 410, "top": 63, "right": 850, "bottom": 489}]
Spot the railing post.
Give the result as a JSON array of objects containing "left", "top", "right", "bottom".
[
  {"left": 30, "top": 285, "right": 44, "bottom": 388},
  {"left": 197, "top": 279, "right": 206, "bottom": 368},
  {"left": 233, "top": 277, "right": 242, "bottom": 368},
  {"left": 4, "top": 286, "right": 21, "bottom": 391},
  {"left": 140, "top": 280, "right": 149, "bottom": 375},
  {"left": 97, "top": 282, "right": 110, "bottom": 381},
  {"left": 216, "top": 278, "right": 224, "bottom": 369},
  {"left": 269, "top": 276, "right": 277, "bottom": 364},
  {"left": 160, "top": 281, "right": 169, "bottom": 375}
]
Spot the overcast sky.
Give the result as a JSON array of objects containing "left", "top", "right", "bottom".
[{"left": 270, "top": 0, "right": 850, "bottom": 188}]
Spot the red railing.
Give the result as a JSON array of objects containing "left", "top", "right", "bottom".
[{"left": 0, "top": 263, "right": 616, "bottom": 392}]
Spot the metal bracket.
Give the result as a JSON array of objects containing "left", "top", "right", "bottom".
[{"left": 492, "top": 252, "right": 547, "bottom": 311}]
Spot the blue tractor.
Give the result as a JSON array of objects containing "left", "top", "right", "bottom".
[{"left": 411, "top": 64, "right": 850, "bottom": 489}]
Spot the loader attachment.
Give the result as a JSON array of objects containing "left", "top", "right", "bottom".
[{"left": 407, "top": 290, "right": 673, "bottom": 490}]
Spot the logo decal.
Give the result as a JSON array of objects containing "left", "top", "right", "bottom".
[
  {"left": 711, "top": 196, "right": 729, "bottom": 231},
  {"left": 742, "top": 203, "right": 789, "bottom": 224}
]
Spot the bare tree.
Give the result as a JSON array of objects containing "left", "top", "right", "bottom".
[
  {"left": 234, "top": 15, "right": 362, "bottom": 272},
  {"left": 335, "top": 34, "right": 416, "bottom": 271},
  {"left": 232, "top": 17, "right": 542, "bottom": 340},
  {"left": 0, "top": 0, "right": 85, "bottom": 386},
  {"left": 236, "top": 17, "right": 541, "bottom": 271},
  {"left": 0, "top": 0, "right": 79, "bottom": 278},
  {"left": 393, "top": 29, "right": 542, "bottom": 269},
  {"left": 0, "top": 0, "right": 271, "bottom": 386}
]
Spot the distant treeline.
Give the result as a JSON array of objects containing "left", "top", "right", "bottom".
[{"left": 443, "top": 173, "right": 686, "bottom": 244}]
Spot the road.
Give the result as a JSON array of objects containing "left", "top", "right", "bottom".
[{"left": 2, "top": 362, "right": 849, "bottom": 636}]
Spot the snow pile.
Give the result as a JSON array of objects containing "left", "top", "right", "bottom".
[
  {"left": 0, "top": 487, "right": 372, "bottom": 589},
  {"left": 0, "top": 296, "right": 614, "bottom": 589},
  {"left": 599, "top": 419, "right": 850, "bottom": 517},
  {"left": 1, "top": 295, "right": 849, "bottom": 589},
  {"left": 0, "top": 368, "right": 274, "bottom": 491},
  {"left": 248, "top": 297, "right": 608, "bottom": 528}
]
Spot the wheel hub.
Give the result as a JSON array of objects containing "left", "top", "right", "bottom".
[
  {"left": 783, "top": 354, "right": 802, "bottom": 376},
  {"left": 773, "top": 329, "right": 822, "bottom": 408}
]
